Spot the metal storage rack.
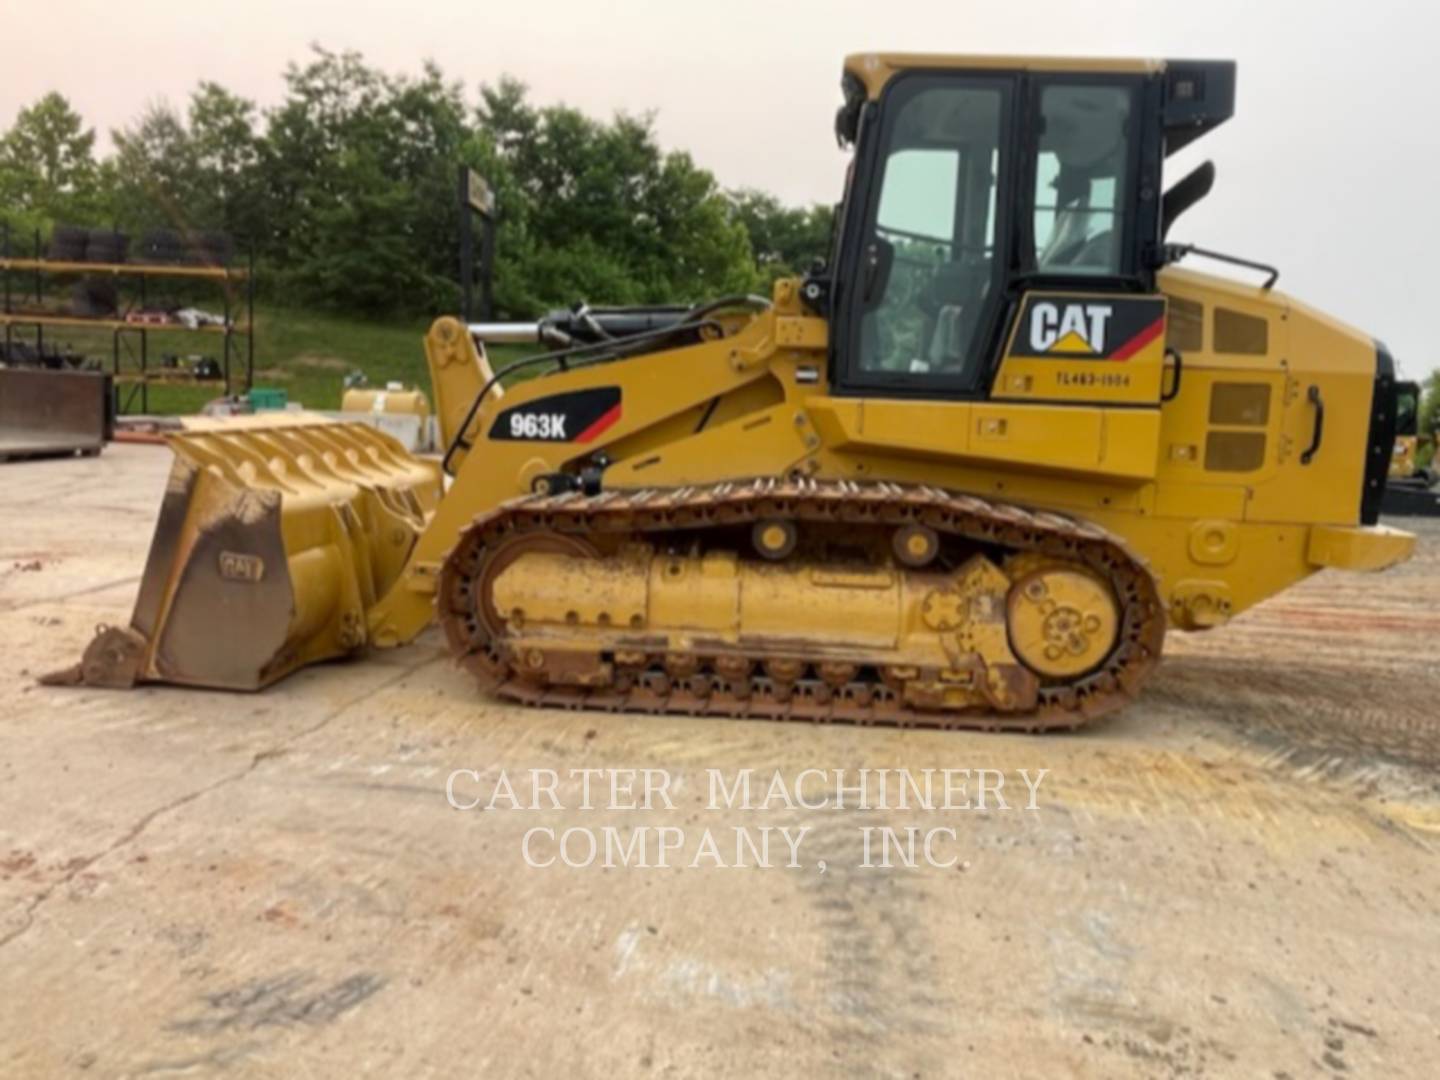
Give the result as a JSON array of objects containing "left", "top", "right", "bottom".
[{"left": 0, "top": 225, "right": 254, "bottom": 414}]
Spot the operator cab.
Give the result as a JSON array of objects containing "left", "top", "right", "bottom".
[{"left": 824, "top": 54, "right": 1235, "bottom": 398}]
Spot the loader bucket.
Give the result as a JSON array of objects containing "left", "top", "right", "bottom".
[{"left": 43, "top": 414, "right": 443, "bottom": 691}]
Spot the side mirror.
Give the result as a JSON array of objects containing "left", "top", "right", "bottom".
[{"left": 835, "top": 72, "right": 866, "bottom": 147}]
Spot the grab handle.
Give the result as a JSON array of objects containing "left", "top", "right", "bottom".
[
  {"left": 1161, "top": 348, "right": 1183, "bottom": 403},
  {"left": 1300, "top": 384, "right": 1325, "bottom": 465}
]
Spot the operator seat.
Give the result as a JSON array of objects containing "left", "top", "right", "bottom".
[{"left": 919, "top": 258, "right": 991, "bottom": 377}]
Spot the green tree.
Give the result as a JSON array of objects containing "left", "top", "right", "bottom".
[
  {"left": 187, "top": 83, "right": 263, "bottom": 242},
  {"left": 0, "top": 92, "right": 106, "bottom": 232},
  {"left": 262, "top": 48, "right": 468, "bottom": 313},
  {"left": 476, "top": 78, "right": 758, "bottom": 316},
  {"left": 728, "top": 189, "right": 834, "bottom": 282},
  {"left": 1, "top": 51, "right": 820, "bottom": 320},
  {"left": 110, "top": 102, "right": 202, "bottom": 233}
]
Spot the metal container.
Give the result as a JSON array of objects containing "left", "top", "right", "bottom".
[{"left": 0, "top": 368, "right": 112, "bottom": 462}]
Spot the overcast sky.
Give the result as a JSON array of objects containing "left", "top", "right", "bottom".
[{"left": 5, "top": 0, "right": 1435, "bottom": 376}]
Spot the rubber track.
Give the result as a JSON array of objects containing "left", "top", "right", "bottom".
[{"left": 437, "top": 479, "right": 1166, "bottom": 732}]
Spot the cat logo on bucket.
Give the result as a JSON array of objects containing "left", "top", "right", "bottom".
[
  {"left": 219, "top": 551, "right": 265, "bottom": 583},
  {"left": 1010, "top": 295, "right": 1167, "bottom": 362}
]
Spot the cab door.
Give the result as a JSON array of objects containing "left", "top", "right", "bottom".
[
  {"left": 833, "top": 72, "right": 1018, "bottom": 397},
  {"left": 826, "top": 70, "right": 1167, "bottom": 485}
]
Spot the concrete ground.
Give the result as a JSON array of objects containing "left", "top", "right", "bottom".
[{"left": 2, "top": 443, "right": 1438, "bottom": 1079}]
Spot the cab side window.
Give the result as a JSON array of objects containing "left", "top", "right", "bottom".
[{"left": 1032, "top": 84, "right": 1133, "bottom": 275}]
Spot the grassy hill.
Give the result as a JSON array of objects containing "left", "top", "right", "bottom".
[{"left": 35, "top": 306, "right": 529, "bottom": 415}]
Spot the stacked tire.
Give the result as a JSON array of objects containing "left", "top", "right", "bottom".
[
  {"left": 134, "top": 229, "right": 235, "bottom": 267},
  {"left": 46, "top": 226, "right": 130, "bottom": 264},
  {"left": 192, "top": 232, "right": 234, "bottom": 267},
  {"left": 136, "top": 229, "right": 186, "bottom": 265},
  {"left": 70, "top": 277, "right": 119, "bottom": 317},
  {"left": 85, "top": 229, "right": 129, "bottom": 264},
  {"left": 47, "top": 225, "right": 89, "bottom": 262}
]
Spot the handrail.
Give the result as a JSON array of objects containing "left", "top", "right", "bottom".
[
  {"left": 1162, "top": 243, "right": 1280, "bottom": 290},
  {"left": 1161, "top": 348, "right": 1184, "bottom": 402},
  {"left": 1300, "top": 385, "right": 1325, "bottom": 464}
]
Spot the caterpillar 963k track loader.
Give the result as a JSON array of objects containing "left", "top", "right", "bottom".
[{"left": 50, "top": 53, "right": 1416, "bottom": 732}]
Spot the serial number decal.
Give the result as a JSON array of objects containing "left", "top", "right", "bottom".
[
  {"left": 218, "top": 551, "right": 265, "bottom": 583},
  {"left": 1056, "top": 371, "right": 1132, "bottom": 388},
  {"left": 490, "top": 387, "right": 622, "bottom": 444}
]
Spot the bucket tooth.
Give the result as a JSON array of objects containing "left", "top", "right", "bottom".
[{"left": 39, "top": 625, "right": 147, "bottom": 689}]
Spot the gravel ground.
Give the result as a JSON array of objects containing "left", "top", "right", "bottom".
[{"left": 1, "top": 444, "right": 1437, "bottom": 1079}]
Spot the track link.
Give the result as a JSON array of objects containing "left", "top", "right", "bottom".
[{"left": 437, "top": 479, "right": 1166, "bottom": 732}]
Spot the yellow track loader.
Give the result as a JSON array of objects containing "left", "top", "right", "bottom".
[{"left": 49, "top": 53, "right": 1416, "bottom": 731}]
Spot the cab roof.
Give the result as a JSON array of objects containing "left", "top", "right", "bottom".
[
  {"left": 841, "top": 53, "right": 1236, "bottom": 155},
  {"left": 843, "top": 53, "right": 1163, "bottom": 97}
]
